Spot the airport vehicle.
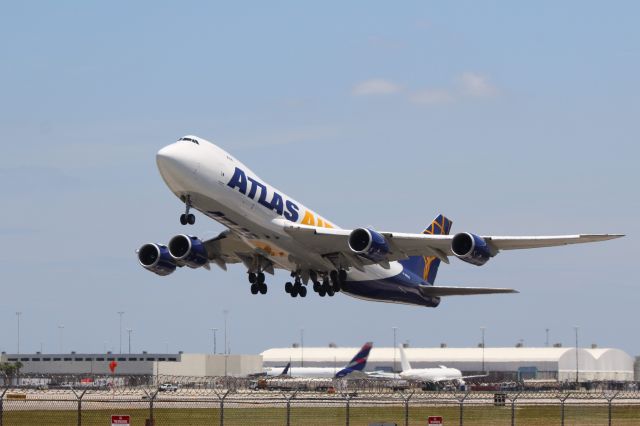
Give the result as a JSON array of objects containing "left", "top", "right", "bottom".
[
  {"left": 263, "top": 342, "right": 373, "bottom": 378},
  {"left": 136, "top": 135, "right": 623, "bottom": 307},
  {"left": 368, "top": 347, "right": 482, "bottom": 385},
  {"left": 158, "top": 383, "right": 178, "bottom": 392}
]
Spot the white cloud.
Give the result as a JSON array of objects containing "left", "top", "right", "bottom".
[
  {"left": 458, "top": 72, "right": 498, "bottom": 97},
  {"left": 352, "top": 79, "right": 402, "bottom": 96},
  {"left": 409, "top": 89, "right": 454, "bottom": 105}
]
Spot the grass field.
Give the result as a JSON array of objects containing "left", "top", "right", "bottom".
[{"left": 2, "top": 405, "right": 640, "bottom": 425}]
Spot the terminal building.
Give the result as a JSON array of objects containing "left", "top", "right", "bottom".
[
  {"left": 0, "top": 352, "right": 262, "bottom": 377},
  {"left": 261, "top": 346, "right": 635, "bottom": 382}
]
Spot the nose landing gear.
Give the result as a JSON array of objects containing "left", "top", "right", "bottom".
[{"left": 179, "top": 195, "right": 196, "bottom": 225}]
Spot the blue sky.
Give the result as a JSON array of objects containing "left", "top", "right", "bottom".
[{"left": 1, "top": 1, "right": 638, "bottom": 357}]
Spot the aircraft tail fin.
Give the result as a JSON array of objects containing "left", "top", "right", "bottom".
[
  {"left": 335, "top": 342, "right": 373, "bottom": 378},
  {"left": 280, "top": 362, "right": 291, "bottom": 376},
  {"left": 399, "top": 214, "right": 452, "bottom": 284},
  {"left": 399, "top": 346, "right": 412, "bottom": 372}
]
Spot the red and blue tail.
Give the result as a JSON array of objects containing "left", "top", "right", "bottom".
[
  {"left": 399, "top": 214, "right": 452, "bottom": 284},
  {"left": 335, "top": 342, "right": 373, "bottom": 378}
]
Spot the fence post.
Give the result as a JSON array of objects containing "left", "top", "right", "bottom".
[
  {"left": 283, "top": 392, "right": 297, "bottom": 426},
  {"left": 342, "top": 393, "right": 351, "bottom": 426},
  {"left": 456, "top": 392, "right": 469, "bottom": 426},
  {"left": 507, "top": 392, "right": 521, "bottom": 426},
  {"left": 604, "top": 391, "right": 619, "bottom": 426},
  {"left": 0, "top": 385, "right": 8, "bottom": 426},
  {"left": 400, "top": 390, "right": 415, "bottom": 426},
  {"left": 215, "top": 389, "right": 230, "bottom": 426},
  {"left": 142, "top": 388, "right": 159, "bottom": 426},
  {"left": 71, "top": 388, "right": 87, "bottom": 426},
  {"left": 558, "top": 392, "right": 570, "bottom": 426}
]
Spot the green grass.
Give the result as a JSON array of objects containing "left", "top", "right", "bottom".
[{"left": 2, "top": 405, "right": 640, "bottom": 425}]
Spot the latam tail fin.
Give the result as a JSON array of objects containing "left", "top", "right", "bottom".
[
  {"left": 335, "top": 342, "right": 373, "bottom": 378},
  {"left": 399, "top": 214, "right": 452, "bottom": 284},
  {"left": 399, "top": 346, "right": 412, "bottom": 372}
]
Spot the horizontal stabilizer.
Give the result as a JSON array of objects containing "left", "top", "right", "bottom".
[{"left": 419, "top": 285, "right": 518, "bottom": 297}]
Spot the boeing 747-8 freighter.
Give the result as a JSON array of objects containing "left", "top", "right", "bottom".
[{"left": 136, "top": 135, "right": 622, "bottom": 307}]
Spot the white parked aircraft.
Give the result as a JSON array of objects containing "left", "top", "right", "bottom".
[
  {"left": 264, "top": 342, "right": 373, "bottom": 378},
  {"left": 368, "top": 347, "right": 482, "bottom": 384},
  {"left": 137, "top": 135, "right": 623, "bottom": 307}
]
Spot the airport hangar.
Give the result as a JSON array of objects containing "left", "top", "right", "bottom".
[{"left": 2, "top": 346, "right": 636, "bottom": 382}]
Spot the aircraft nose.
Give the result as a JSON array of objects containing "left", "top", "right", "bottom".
[{"left": 156, "top": 142, "right": 198, "bottom": 189}]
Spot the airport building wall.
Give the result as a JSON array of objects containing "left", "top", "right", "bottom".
[
  {"left": 261, "top": 347, "right": 635, "bottom": 382},
  {"left": 0, "top": 353, "right": 262, "bottom": 377}
]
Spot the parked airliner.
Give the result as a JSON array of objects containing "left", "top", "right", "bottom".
[
  {"left": 136, "top": 135, "right": 623, "bottom": 307},
  {"left": 264, "top": 342, "right": 373, "bottom": 378},
  {"left": 368, "top": 347, "right": 483, "bottom": 385}
]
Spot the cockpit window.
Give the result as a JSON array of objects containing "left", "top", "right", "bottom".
[{"left": 178, "top": 137, "right": 199, "bottom": 145}]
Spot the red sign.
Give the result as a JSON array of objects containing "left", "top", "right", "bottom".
[
  {"left": 111, "top": 415, "right": 130, "bottom": 425},
  {"left": 428, "top": 416, "right": 443, "bottom": 425},
  {"left": 109, "top": 361, "right": 118, "bottom": 373}
]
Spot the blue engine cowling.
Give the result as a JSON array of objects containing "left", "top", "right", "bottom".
[
  {"left": 138, "top": 243, "right": 177, "bottom": 276},
  {"left": 348, "top": 228, "right": 390, "bottom": 262},
  {"left": 168, "top": 234, "right": 209, "bottom": 268},
  {"left": 451, "top": 232, "right": 492, "bottom": 266}
]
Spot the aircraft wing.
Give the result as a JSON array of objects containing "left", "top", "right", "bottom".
[
  {"left": 282, "top": 222, "right": 622, "bottom": 268},
  {"left": 419, "top": 285, "right": 518, "bottom": 297},
  {"left": 202, "top": 230, "right": 256, "bottom": 269}
]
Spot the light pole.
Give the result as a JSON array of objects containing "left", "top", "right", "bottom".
[
  {"left": 127, "top": 329, "right": 133, "bottom": 354},
  {"left": 16, "top": 312, "right": 22, "bottom": 354},
  {"left": 574, "top": 326, "right": 579, "bottom": 385},
  {"left": 480, "top": 326, "right": 486, "bottom": 374},
  {"left": 210, "top": 328, "right": 218, "bottom": 354},
  {"left": 300, "top": 328, "right": 304, "bottom": 367},
  {"left": 58, "top": 325, "right": 64, "bottom": 353},
  {"left": 117, "top": 312, "right": 125, "bottom": 354},
  {"left": 545, "top": 328, "right": 550, "bottom": 347},
  {"left": 392, "top": 327, "right": 398, "bottom": 373},
  {"left": 223, "top": 310, "right": 229, "bottom": 377}
]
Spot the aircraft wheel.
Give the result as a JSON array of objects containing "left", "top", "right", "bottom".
[
  {"left": 248, "top": 273, "right": 257, "bottom": 284},
  {"left": 291, "top": 288, "right": 298, "bottom": 297},
  {"left": 285, "top": 282, "right": 293, "bottom": 293},
  {"left": 259, "top": 283, "right": 267, "bottom": 294},
  {"left": 187, "top": 213, "right": 195, "bottom": 225},
  {"left": 257, "top": 272, "right": 265, "bottom": 284},
  {"left": 179, "top": 214, "right": 188, "bottom": 225},
  {"left": 318, "top": 289, "right": 326, "bottom": 297},
  {"left": 327, "top": 288, "right": 335, "bottom": 297},
  {"left": 250, "top": 284, "right": 259, "bottom": 295},
  {"left": 313, "top": 282, "right": 320, "bottom": 292},
  {"left": 299, "top": 286, "right": 307, "bottom": 297},
  {"left": 330, "top": 270, "right": 338, "bottom": 284},
  {"left": 339, "top": 269, "right": 347, "bottom": 283}
]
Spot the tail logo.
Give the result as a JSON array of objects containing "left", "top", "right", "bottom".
[{"left": 422, "top": 215, "right": 452, "bottom": 282}]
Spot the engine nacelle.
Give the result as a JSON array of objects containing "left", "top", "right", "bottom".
[
  {"left": 138, "top": 243, "right": 176, "bottom": 276},
  {"left": 451, "top": 232, "right": 492, "bottom": 266},
  {"left": 348, "top": 228, "right": 390, "bottom": 262},
  {"left": 168, "top": 234, "right": 209, "bottom": 268}
]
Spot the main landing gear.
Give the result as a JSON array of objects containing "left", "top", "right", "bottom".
[
  {"left": 285, "top": 274, "right": 307, "bottom": 298},
  {"left": 310, "top": 269, "right": 347, "bottom": 297},
  {"left": 179, "top": 195, "right": 196, "bottom": 225},
  {"left": 249, "top": 272, "right": 267, "bottom": 295}
]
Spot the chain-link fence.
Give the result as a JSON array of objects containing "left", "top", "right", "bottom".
[{"left": 1, "top": 376, "right": 639, "bottom": 425}]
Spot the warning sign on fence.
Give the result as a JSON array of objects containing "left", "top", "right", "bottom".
[
  {"left": 111, "top": 415, "right": 131, "bottom": 425},
  {"left": 428, "top": 416, "right": 443, "bottom": 425}
]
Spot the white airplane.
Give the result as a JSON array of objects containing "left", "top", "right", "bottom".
[
  {"left": 264, "top": 342, "right": 373, "bottom": 378},
  {"left": 368, "top": 347, "right": 482, "bottom": 385},
  {"left": 137, "top": 135, "right": 623, "bottom": 307}
]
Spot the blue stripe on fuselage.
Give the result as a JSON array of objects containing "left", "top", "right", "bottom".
[{"left": 342, "top": 266, "right": 440, "bottom": 308}]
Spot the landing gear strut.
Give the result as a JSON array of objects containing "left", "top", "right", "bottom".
[{"left": 179, "top": 195, "right": 196, "bottom": 225}]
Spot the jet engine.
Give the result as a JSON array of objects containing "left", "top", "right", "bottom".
[
  {"left": 451, "top": 232, "right": 492, "bottom": 266},
  {"left": 168, "top": 234, "right": 209, "bottom": 268},
  {"left": 138, "top": 243, "right": 176, "bottom": 276},
  {"left": 348, "top": 228, "right": 389, "bottom": 262}
]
